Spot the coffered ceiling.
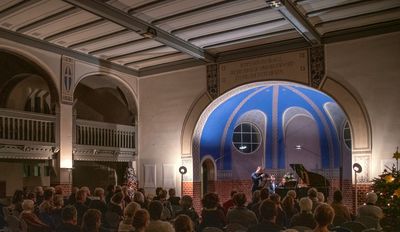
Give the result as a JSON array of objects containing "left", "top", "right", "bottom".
[{"left": 0, "top": 0, "right": 399, "bottom": 77}]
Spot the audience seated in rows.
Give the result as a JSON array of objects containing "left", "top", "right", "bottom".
[
  {"left": 226, "top": 192, "right": 258, "bottom": 228},
  {"left": 290, "top": 197, "right": 317, "bottom": 229}
]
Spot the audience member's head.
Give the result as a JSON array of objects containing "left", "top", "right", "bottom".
[
  {"left": 115, "top": 185, "right": 122, "bottom": 193},
  {"left": 26, "top": 192, "right": 36, "bottom": 202},
  {"left": 314, "top": 203, "right": 335, "bottom": 228},
  {"left": 168, "top": 188, "right": 176, "bottom": 198},
  {"left": 260, "top": 188, "right": 270, "bottom": 201},
  {"left": 201, "top": 192, "right": 219, "bottom": 209},
  {"left": 233, "top": 192, "right": 247, "bottom": 207},
  {"left": 35, "top": 186, "right": 44, "bottom": 196},
  {"left": 155, "top": 187, "right": 163, "bottom": 196},
  {"left": 54, "top": 185, "right": 63, "bottom": 195},
  {"left": 333, "top": 190, "right": 343, "bottom": 203},
  {"left": 43, "top": 189, "right": 54, "bottom": 201},
  {"left": 111, "top": 192, "right": 124, "bottom": 206},
  {"left": 123, "top": 202, "right": 141, "bottom": 224},
  {"left": 307, "top": 188, "right": 318, "bottom": 199},
  {"left": 148, "top": 200, "right": 163, "bottom": 220},
  {"left": 251, "top": 190, "right": 261, "bottom": 203},
  {"left": 259, "top": 199, "right": 277, "bottom": 221},
  {"left": 317, "top": 192, "right": 325, "bottom": 203},
  {"left": 287, "top": 190, "right": 297, "bottom": 199},
  {"left": 174, "top": 214, "right": 193, "bottom": 232},
  {"left": 132, "top": 209, "right": 150, "bottom": 230},
  {"left": 54, "top": 194, "right": 64, "bottom": 208},
  {"left": 269, "top": 193, "right": 281, "bottom": 205},
  {"left": 76, "top": 189, "right": 87, "bottom": 203},
  {"left": 82, "top": 209, "right": 101, "bottom": 232},
  {"left": 81, "top": 186, "right": 91, "bottom": 196},
  {"left": 159, "top": 189, "right": 168, "bottom": 200},
  {"left": 12, "top": 190, "right": 24, "bottom": 204},
  {"left": 106, "top": 184, "right": 115, "bottom": 194},
  {"left": 62, "top": 205, "right": 77, "bottom": 224},
  {"left": 180, "top": 195, "right": 194, "bottom": 210},
  {"left": 93, "top": 187, "right": 105, "bottom": 199},
  {"left": 365, "top": 192, "right": 378, "bottom": 204},
  {"left": 282, "top": 195, "right": 295, "bottom": 210},
  {"left": 71, "top": 186, "right": 79, "bottom": 195},
  {"left": 299, "top": 197, "right": 313, "bottom": 213},
  {"left": 21, "top": 199, "right": 35, "bottom": 212},
  {"left": 134, "top": 191, "right": 145, "bottom": 204}
]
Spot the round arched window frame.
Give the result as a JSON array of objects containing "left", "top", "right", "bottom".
[
  {"left": 232, "top": 122, "right": 261, "bottom": 154},
  {"left": 343, "top": 122, "right": 352, "bottom": 150}
]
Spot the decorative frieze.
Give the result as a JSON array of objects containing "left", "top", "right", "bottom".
[
  {"left": 309, "top": 46, "right": 325, "bottom": 88},
  {"left": 206, "top": 64, "right": 219, "bottom": 99}
]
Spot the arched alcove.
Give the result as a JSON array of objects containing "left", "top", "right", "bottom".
[{"left": 201, "top": 157, "right": 216, "bottom": 196}]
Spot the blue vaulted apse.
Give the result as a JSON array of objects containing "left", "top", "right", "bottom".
[{"left": 198, "top": 82, "right": 347, "bottom": 171}]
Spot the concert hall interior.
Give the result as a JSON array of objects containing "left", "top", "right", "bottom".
[{"left": 0, "top": 0, "right": 399, "bottom": 231}]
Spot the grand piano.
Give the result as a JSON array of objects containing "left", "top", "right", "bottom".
[{"left": 275, "top": 164, "right": 330, "bottom": 199}]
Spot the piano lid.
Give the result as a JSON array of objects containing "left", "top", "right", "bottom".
[{"left": 290, "top": 164, "right": 330, "bottom": 187}]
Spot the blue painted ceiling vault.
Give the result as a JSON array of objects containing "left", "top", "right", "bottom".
[{"left": 198, "top": 82, "right": 348, "bottom": 171}]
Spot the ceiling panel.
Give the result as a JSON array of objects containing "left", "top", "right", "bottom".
[
  {"left": 127, "top": 53, "right": 193, "bottom": 69},
  {"left": 0, "top": 0, "right": 71, "bottom": 31},
  {"left": 0, "top": 0, "right": 397, "bottom": 74}
]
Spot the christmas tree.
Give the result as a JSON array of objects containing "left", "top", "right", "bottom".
[{"left": 371, "top": 148, "right": 400, "bottom": 231}]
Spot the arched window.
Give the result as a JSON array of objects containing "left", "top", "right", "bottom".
[
  {"left": 232, "top": 123, "right": 261, "bottom": 154},
  {"left": 343, "top": 122, "right": 352, "bottom": 150}
]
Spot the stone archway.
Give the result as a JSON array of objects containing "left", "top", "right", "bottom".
[{"left": 181, "top": 79, "right": 371, "bottom": 210}]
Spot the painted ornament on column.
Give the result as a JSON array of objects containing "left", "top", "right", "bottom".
[{"left": 125, "top": 167, "right": 138, "bottom": 199}]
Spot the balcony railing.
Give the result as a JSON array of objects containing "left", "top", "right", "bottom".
[
  {"left": 0, "top": 108, "right": 55, "bottom": 144},
  {"left": 76, "top": 119, "right": 135, "bottom": 149}
]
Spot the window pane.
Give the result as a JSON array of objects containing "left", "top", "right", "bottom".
[{"left": 242, "top": 124, "right": 251, "bottom": 133}]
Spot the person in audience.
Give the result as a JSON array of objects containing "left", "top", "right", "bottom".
[
  {"left": 317, "top": 192, "right": 325, "bottom": 203},
  {"left": 81, "top": 209, "right": 102, "bottom": 232},
  {"left": 282, "top": 195, "right": 298, "bottom": 223},
  {"left": 54, "top": 185, "right": 64, "bottom": 195},
  {"left": 134, "top": 191, "right": 147, "bottom": 209},
  {"left": 176, "top": 195, "right": 199, "bottom": 230},
  {"left": 81, "top": 186, "right": 92, "bottom": 206},
  {"left": 357, "top": 191, "right": 383, "bottom": 230},
  {"left": 56, "top": 205, "right": 80, "bottom": 232},
  {"left": 199, "top": 192, "right": 226, "bottom": 231},
  {"left": 159, "top": 189, "right": 174, "bottom": 220},
  {"left": 248, "top": 199, "right": 284, "bottom": 232},
  {"left": 269, "top": 193, "right": 287, "bottom": 227},
  {"left": 153, "top": 187, "right": 164, "bottom": 201},
  {"left": 10, "top": 189, "right": 24, "bottom": 215},
  {"left": 132, "top": 209, "right": 150, "bottom": 232},
  {"left": 330, "top": 190, "right": 351, "bottom": 226},
  {"left": 222, "top": 190, "right": 237, "bottom": 215},
  {"left": 74, "top": 189, "right": 89, "bottom": 226},
  {"left": 122, "top": 185, "right": 132, "bottom": 204},
  {"left": 307, "top": 188, "right": 320, "bottom": 212},
  {"left": 251, "top": 188, "right": 270, "bottom": 220},
  {"left": 105, "top": 185, "right": 115, "bottom": 204},
  {"left": 247, "top": 190, "right": 261, "bottom": 211},
  {"left": 138, "top": 188, "right": 150, "bottom": 209},
  {"left": 52, "top": 194, "right": 64, "bottom": 228},
  {"left": 67, "top": 187, "right": 79, "bottom": 205},
  {"left": 290, "top": 197, "right": 317, "bottom": 229},
  {"left": 168, "top": 188, "right": 180, "bottom": 206},
  {"left": 89, "top": 187, "right": 108, "bottom": 216},
  {"left": 313, "top": 203, "right": 335, "bottom": 232},
  {"left": 286, "top": 190, "right": 300, "bottom": 212},
  {"left": 118, "top": 201, "right": 140, "bottom": 232},
  {"left": 20, "top": 199, "right": 51, "bottom": 232},
  {"left": 146, "top": 200, "right": 175, "bottom": 232},
  {"left": 39, "top": 189, "right": 55, "bottom": 213},
  {"left": 115, "top": 185, "right": 122, "bottom": 194},
  {"left": 226, "top": 192, "right": 258, "bottom": 228},
  {"left": 174, "top": 214, "right": 193, "bottom": 232},
  {"left": 35, "top": 186, "right": 45, "bottom": 205},
  {"left": 104, "top": 192, "right": 124, "bottom": 230}
]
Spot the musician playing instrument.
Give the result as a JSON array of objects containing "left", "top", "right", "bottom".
[{"left": 251, "top": 166, "right": 265, "bottom": 192}]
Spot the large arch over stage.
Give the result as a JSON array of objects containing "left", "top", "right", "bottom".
[{"left": 181, "top": 80, "right": 371, "bottom": 209}]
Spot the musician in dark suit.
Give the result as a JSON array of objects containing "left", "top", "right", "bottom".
[{"left": 251, "top": 166, "right": 265, "bottom": 193}]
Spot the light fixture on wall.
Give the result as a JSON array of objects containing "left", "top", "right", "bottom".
[
  {"left": 179, "top": 166, "right": 187, "bottom": 196},
  {"left": 353, "top": 162, "right": 362, "bottom": 210}
]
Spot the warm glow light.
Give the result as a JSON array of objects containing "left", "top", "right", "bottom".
[
  {"left": 239, "top": 145, "right": 247, "bottom": 150},
  {"left": 61, "top": 159, "right": 73, "bottom": 169}
]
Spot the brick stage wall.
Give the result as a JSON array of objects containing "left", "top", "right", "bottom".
[{"left": 183, "top": 180, "right": 372, "bottom": 213}]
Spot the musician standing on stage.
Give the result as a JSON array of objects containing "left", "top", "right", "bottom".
[{"left": 251, "top": 166, "right": 265, "bottom": 193}]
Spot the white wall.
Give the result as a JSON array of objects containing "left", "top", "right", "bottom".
[
  {"left": 326, "top": 31, "right": 400, "bottom": 178},
  {"left": 138, "top": 67, "right": 206, "bottom": 195}
]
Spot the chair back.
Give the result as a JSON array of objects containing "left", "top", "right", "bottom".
[
  {"left": 290, "top": 226, "right": 313, "bottom": 232},
  {"left": 356, "top": 216, "right": 379, "bottom": 229}
]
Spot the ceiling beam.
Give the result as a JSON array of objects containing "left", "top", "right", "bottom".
[
  {"left": 63, "top": 0, "right": 215, "bottom": 63},
  {"left": 266, "top": 0, "right": 321, "bottom": 45}
]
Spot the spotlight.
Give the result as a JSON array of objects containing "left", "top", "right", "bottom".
[
  {"left": 353, "top": 163, "right": 362, "bottom": 173},
  {"left": 295, "top": 145, "right": 302, "bottom": 150},
  {"left": 179, "top": 166, "right": 187, "bottom": 175}
]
